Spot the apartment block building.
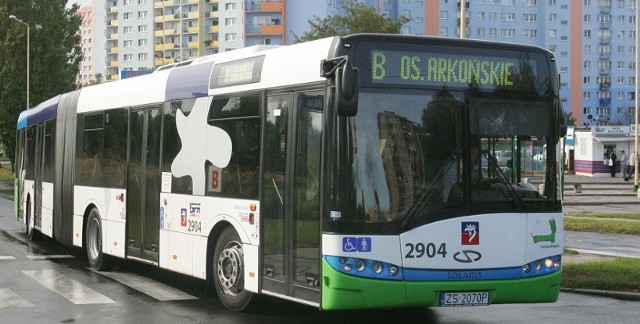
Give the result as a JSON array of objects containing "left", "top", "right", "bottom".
[
  {"left": 77, "top": 6, "right": 96, "bottom": 85},
  {"left": 76, "top": 0, "right": 640, "bottom": 127}
]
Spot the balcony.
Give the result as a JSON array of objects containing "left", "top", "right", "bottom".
[
  {"left": 108, "top": 20, "right": 119, "bottom": 27},
  {"left": 188, "top": 41, "right": 199, "bottom": 48},
  {"left": 599, "top": 36, "right": 611, "bottom": 45},
  {"left": 209, "top": 25, "right": 219, "bottom": 33},
  {"left": 109, "top": 33, "right": 119, "bottom": 40},
  {"left": 155, "top": 57, "right": 176, "bottom": 65},
  {"left": 247, "top": 1, "right": 284, "bottom": 12},
  {"left": 260, "top": 24, "right": 284, "bottom": 35},
  {"left": 187, "top": 11, "right": 199, "bottom": 19},
  {"left": 600, "top": 22, "right": 611, "bottom": 29},
  {"left": 154, "top": 30, "right": 164, "bottom": 37},
  {"left": 205, "top": 40, "right": 219, "bottom": 47},
  {"left": 108, "top": 47, "right": 120, "bottom": 54},
  {"left": 154, "top": 43, "right": 176, "bottom": 50},
  {"left": 208, "top": 11, "right": 219, "bottom": 18},
  {"left": 110, "top": 6, "right": 118, "bottom": 13},
  {"left": 110, "top": 74, "right": 119, "bottom": 81},
  {"left": 110, "top": 61, "right": 119, "bottom": 67},
  {"left": 188, "top": 26, "right": 199, "bottom": 33},
  {"left": 154, "top": 0, "right": 163, "bottom": 8},
  {"left": 163, "top": 0, "right": 179, "bottom": 6}
]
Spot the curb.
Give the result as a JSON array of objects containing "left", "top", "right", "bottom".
[{"left": 560, "top": 287, "right": 640, "bottom": 301}]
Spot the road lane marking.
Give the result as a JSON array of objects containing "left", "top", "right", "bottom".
[
  {"left": 0, "top": 288, "right": 34, "bottom": 309},
  {"left": 93, "top": 270, "right": 198, "bottom": 301},
  {"left": 22, "top": 269, "right": 115, "bottom": 304},
  {"left": 0, "top": 256, "right": 16, "bottom": 260}
]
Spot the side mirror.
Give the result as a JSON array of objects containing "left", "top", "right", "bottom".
[{"left": 336, "top": 63, "right": 359, "bottom": 117}]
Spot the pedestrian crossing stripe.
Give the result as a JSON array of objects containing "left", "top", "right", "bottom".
[
  {"left": 22, "top": 269, "right": 116, "bottom": 304},
  {"left": 92, "top": 269, "right": 198, "bottom": 301},
  {"left": 0, "top": 288, "right": 33, "bottom": 309},
  {"left": 26, "top": 255, "right": 75, "bottom": 260}
]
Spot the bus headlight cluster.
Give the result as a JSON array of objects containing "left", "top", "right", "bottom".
[
  {"left": 326, "top": 256, "right": 403, "bottom": 280},
  {"left": 521, "top": 255, "right": 561, "bottom": 277}
]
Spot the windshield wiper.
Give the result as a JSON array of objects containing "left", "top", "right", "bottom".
[
  {"left": 401, "top": 153, "right": 456, "bottom": 229},
  {"left": 482, "top": 151, "right": 526, "bottom": 211}
]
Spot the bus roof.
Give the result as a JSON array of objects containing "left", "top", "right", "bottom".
[{"left": 16, "top": 95, "right": 61, "bottom": 129}]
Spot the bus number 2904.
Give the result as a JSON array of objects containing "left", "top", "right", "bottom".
[
  {"left": 404, "top": 242, "right": 447, "bottom": 259},
  {"left": 188, "top": 220, "right": 201, "bottom": 233}
]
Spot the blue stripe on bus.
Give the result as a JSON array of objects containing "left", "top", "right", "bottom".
[
  {"left": 324, "top": 255, "right": 561, "bottom": 281},
  {"left": 17, "top": 111, "right": 28, "bottom": 129},
  {"left": 165, "top": 61, "right": 215, "bottom": 101},
  {"left": 403, "top": 267, "right": 523, "bottom": 281},
  {"left": 16, "top": 95, "right": 60, "bottom": 129}
]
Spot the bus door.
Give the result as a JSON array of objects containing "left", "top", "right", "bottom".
[
  {"left": 262, "top": 91, "right": 324, "bottom": 304},
  {"left": 33, "top": 123, "right": 44, "bottom": 231},
  {"left": 127, "top": 107, "right": 162, "bottom": 264}
]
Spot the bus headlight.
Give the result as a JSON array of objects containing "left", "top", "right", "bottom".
[{"left": 356, "top": 260, "right": 366, "bottom": 271}]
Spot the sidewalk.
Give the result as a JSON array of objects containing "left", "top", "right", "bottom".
[{"left": 562, "top": 173, "right": 640, "bottom": 213}]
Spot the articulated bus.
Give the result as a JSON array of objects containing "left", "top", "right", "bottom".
[{"left": 15, "top": 34, "right": 566, "bottom": 311}]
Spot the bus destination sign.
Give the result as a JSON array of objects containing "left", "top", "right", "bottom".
[
  {"left": 210, "top": 55, "right": 265, "bottom": 88},
  {"left": 370, "top": 49, "right": 530, "bottom": 89}
]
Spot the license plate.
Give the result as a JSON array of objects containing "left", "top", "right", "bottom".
[{"left": 440, "top": 291, "right": 490, "bottom": 307}]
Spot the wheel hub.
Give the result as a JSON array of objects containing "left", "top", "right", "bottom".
[{"left": 217, "top": 245, "right": 243, "bottom": 293}]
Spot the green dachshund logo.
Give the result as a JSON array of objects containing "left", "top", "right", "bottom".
[{"left": 532, "top": 219, "right": 556, "bottom": 244}]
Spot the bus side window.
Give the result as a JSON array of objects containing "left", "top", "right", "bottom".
[{"left": 207, "top": 94, "right": 261, "bottom": 199}]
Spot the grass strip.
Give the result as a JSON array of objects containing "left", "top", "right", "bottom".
[
  {"left": 564, "top": 212, "right": 640, "bottom": 220},
  {"left": 563, "top": 258, "right": 640, "bottom": 293},
  {"left": 564, "top": 217, "right": 640, "bottom": 235}
]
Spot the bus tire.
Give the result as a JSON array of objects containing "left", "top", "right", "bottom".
[
  {"left": 86, "top": 208, "right": 113, "bottom": 271},
  {"left": 213, "top": 227, "right": 252, "bottom": 311}
]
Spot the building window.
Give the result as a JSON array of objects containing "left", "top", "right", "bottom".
[
  {"left": 549, "top": 13, "right": 556, "bottom": 22},
  {"left": 523, "top": 14, "right": 537, "bottom": 22},
  {"left": 138, "top": 39, "right": 147, "bottom": 46},
  {"left": 138, "top": 11, "right": 147, "bottom": 19},
  {"left": 501, "top": 29, "right": 515, "bottom": 37},
  {"left": 501, "top": 13, "right": 515, "bottom": 21},
  {"left": 440, "top": 11, "right": 448, "bottom": 19},
  {"left": 489, "top": 28, "right": 497, "bottom": 36},
  {"left": 124, "top": 12, "right": 133, "bottom": 20},
  {"left": 584, "top": 30, "right": 591, "bottom": 38},
  {"left": 225, "top": 17, "right": 236, "bottom": 25},
  {"left": 477, "top": 27, "right": 485, "bottom": 36},
  {"left": 523, "top": 29, "right": 537, "bottom": 38},
  {"left": 225, "top": 33, "right": 237, "bottom": 41},
  {"left": 584, "top": 76, "right": 591, "bottom": 84},
  {"left": 124, "top": 40, "right": 133, "bottom": 47},
  {"left": 124, "top": 26, "right": 133, "bottom": 34},
  {"left": 139, "top": 53, "right": 147, "bottom": 61},
  {"left": 618, "top": 76, "right": 624, "bottom": 84},
  {"left": 584, "top": 15, "right": 591, "bottom": 23},
  {"left": 584, "top": 61, "right": 591, "bottom": 69},
  {"left": 124, "top": 54, "right": 133, "bottom": 61},
  {"left": 439, "top": 27, "right": 448, "bottom": 36},
  {"left": 225, "top": 3, "right": 236, "bottom": 10},
  {"left": 583, "top": 92, "right": 591, "bottom": 99}
]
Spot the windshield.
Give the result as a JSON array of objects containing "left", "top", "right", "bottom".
[{"left": 326, "top": 89, "right": 560, "bottom": 233}]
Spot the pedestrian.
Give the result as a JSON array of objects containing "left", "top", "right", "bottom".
[
  {"left": 609, "top": 151, "right": 617, "bottom": 177},
  {"left": 620, "top": 150, "right": 628, "bottom": 179},
  {"left": 626, "top": 151, "right": 637, "bottom": 181}
]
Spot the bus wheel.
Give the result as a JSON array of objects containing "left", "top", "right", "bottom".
[
  {"left": 213, "top": 227, "right": 252, "bottom": 311},
  {"left": 86, "top": 209, "right": 113, "bottom": 271}
]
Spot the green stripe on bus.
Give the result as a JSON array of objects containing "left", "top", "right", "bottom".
[{"left": 321, "top": 259, "right": 561, "bottom": 310}]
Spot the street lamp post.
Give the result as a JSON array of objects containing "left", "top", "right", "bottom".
[{"left": 9, "top": 14, "right": 30, "bottom": 109}]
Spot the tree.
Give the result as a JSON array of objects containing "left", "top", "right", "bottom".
[
  {"left": 565, "top": 111, "right": 577, "bottom": 126},
  {"left": 0, "top": 0, "right": 82, "bottom": 166},
  {"left": 294, "top": 0, "right": 410, "bottom": 43}
]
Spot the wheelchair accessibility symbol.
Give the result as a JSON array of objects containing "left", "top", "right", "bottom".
[{"left": 342, "top": 237, "right": 372, "bottom": 252}]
